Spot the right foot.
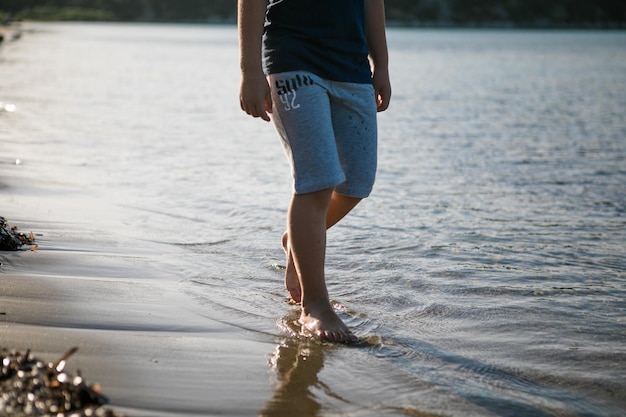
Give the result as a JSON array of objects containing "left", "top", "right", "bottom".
[
  {"left": 299, "top": 306, "right": 357, "bottom": 343},
  {"left": 282, "top": 232, "right": 302, "bottom": 303}
]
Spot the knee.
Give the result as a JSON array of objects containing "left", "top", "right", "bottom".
[{"left": 292, "top": 187, "right": 334, "bottom": 211}]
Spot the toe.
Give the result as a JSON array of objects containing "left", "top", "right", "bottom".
[{"left": 325, "top": 331, "right": 338, "bottom": 343}]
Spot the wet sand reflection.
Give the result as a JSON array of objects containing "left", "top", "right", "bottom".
[{"left": 260, "top": 336, "right": 326, "bottom": 416}]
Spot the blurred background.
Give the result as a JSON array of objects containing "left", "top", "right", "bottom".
[{"left": 1, "top": 0, "right": 625, "bottom": 28}]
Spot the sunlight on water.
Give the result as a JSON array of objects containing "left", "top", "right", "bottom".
[
  {"left": 1, "top": 23, "right": 625, "bottom": 416},
  {"left": 1, "top": 102, "right": 16, "bottom": 112}
]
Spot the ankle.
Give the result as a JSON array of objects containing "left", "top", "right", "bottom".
[{"left": 301, "top": 298, "right": 333, "bottom": 316}]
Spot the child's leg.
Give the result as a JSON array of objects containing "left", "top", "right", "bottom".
[
  {"left": 269, "top": 72, "right": 372, "bottom": 341},
  {"left": 284, "top": 80, "right": 377, "bottom": 312},
  {"left": 327, "top": 192, "right": 362, "bottom": 228},
  {"left": 288, "top": 187, "right": 357, "bottom": 343},
  {"left": 283, "top": 192, "right": 361, "bottom": 303}
]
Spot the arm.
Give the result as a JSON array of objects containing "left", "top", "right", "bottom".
[
  {"left": 238, "top": 0, "right": 272, "bottom": 121},
  {"left": 365, "top": 0, "right": 391, "bottom": 112}
]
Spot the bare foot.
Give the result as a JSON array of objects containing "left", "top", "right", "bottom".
[
  {"left": 282, "top": 232, "right": 302, "bottom": 303},
  {"left": 299, "top": 305, "right": 357, "bottom": 343}
]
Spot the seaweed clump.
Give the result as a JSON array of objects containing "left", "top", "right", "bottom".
[
  {"left": 0, "top": 347, "right": 125, "bottom": 417},
  {"left": 0, "top": 216, "right": 35, "bottom": 251}
]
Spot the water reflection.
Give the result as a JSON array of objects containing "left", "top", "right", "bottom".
[{"left": 260, "top": 337, "right": 326, "bottom": 417}]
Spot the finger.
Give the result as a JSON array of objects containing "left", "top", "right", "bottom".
[
  {"left": 265, "top": 94, "right": 273, "bottom": 115},
  {"left": 242, "top": 101, "right": 270, "bottom": 121},
  {"left": 377, "top": 98, "right": 389, "bottom": 112},
  {"left": 254, "top": 103, "right": 271, "bottom": 122},
  {"left": 376, "top": 90, "right": 391, "bottom": 112}
]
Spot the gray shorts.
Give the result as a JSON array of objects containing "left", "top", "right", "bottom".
[{"left": 269, "top": 71, "right": 378, "bottom": 198}]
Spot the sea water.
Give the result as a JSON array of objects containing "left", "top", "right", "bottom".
[{"left": 1, "top": 23, "right": 625, "bottom": 416}]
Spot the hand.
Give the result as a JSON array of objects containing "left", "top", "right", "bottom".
[
  {"left": 372, "top": 68, "right": 391, "bottom": 112},
  {"left": 239, "top": 73, "right": 273, "bottom": 122}
]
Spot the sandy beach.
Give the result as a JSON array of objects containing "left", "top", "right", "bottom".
[
  {"left": 1, "top": 25, "right": 277, "bottom": 412},
  {"left": 0, "top": 174, "right": 274, "bottom": 416}
]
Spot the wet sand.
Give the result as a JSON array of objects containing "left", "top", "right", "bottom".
[{"left": 0, "top": 176, "right": 273, "bottom": 416}]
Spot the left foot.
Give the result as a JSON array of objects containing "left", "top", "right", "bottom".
[{"left": 282, "top": 232, "right": 302, "bottom": 303}]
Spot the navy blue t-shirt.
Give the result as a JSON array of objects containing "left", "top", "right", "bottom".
[{"left": 263, "top": 0, "right": 372, "bottom": 84}]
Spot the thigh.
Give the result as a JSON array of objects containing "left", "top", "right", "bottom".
[
  {"left": 269, "top": 72, "right": 346, "bottom": 195},
  {"left": 329, "top": 82, "right": 378, "bottom": 198}
]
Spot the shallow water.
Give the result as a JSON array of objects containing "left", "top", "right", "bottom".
[{"left": 1, "top": 23, "right": 625, "bottom": 416}]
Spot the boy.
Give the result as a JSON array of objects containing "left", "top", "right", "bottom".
[{"left": 238, "top": 0, "right": 391, "bottom": 343}]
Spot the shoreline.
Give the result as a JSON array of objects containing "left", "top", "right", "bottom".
[
  {"left": 3, "top": 17, "right": 626, "bottom": 30},
  {"left": 1, "top": 29, "right": 274, "bottom": 412},
  {"left": 0, "top": 184, "right": 274, "bottom": 416}
]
